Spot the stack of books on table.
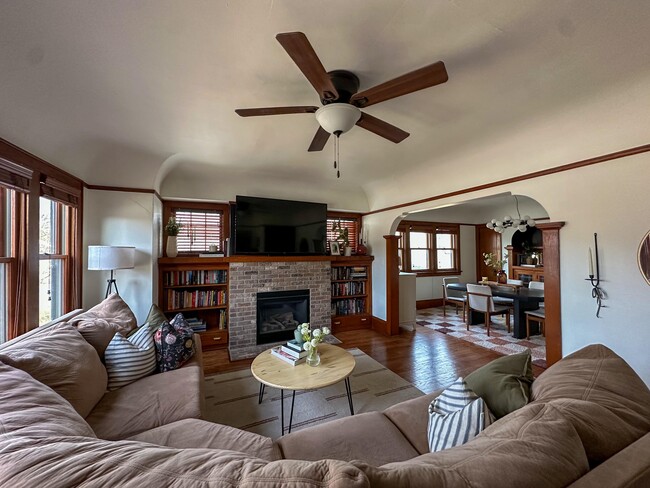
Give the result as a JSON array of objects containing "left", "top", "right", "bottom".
[
  {"left": 184, "top": 317, "right": 207, "bottom": 332},
  {"left": 271, "top": 340, "right": 307, "bottom": 366}
]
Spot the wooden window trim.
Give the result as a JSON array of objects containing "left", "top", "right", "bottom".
[
  {"left": 163, "top": 200, "right": 231, "bottom": 255},
  {"left": 397, "top": 220, "right": 462, "bottom": 276}
]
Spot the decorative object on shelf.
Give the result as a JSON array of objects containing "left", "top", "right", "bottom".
[
  {"left": 332, "top": 220, "right": 350, "bottom": 252},
  {"left": 298, "top": 323, "right": 331, "bottom": 367},
  {"left": 330, "top": 241, "right": 341, "bottom": 256},
  {"left": 486, "top": 196, "right": 536, "bottom": 234},
  {"left": 586, "top": 233, "right": 605, "bottom": 317},
  {"left": 639, "top": 230, "right": 650, "bottom": 286},
  {"left": 88, "top": 245, "right": 135, "bottom": 298},
  {"left": 165, "top": 217, "right": 183, "bottom": 258}
]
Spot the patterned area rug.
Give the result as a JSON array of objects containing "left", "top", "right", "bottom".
[
  {"left": 203, "top": 348, "right": 423, "bottom": 439},
  {"left": 417, "top": 307, "right": 547, "bottom": 369}
]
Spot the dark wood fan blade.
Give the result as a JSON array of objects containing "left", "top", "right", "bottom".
[
  {"left": 276, "top": 32, "right": 339, "bottom": 101},
  {"left": 235, "top": 106, "right": 319, "bottom": 117},
  {"left": 356, "top": 112, "right": 409, "bottom": 143},
  {"left": 350, "top": 61, "right": 448, "bottom": 108},
  {"left": 308, "top": 126, "right": 331, "bottom": 152}
]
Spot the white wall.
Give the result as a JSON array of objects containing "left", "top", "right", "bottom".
[
  {"left": 364, "top": 153, "right": 650, "bottom": 385},
  {"left": 83, "top": 189, "right": 157, "bottom": 323}
]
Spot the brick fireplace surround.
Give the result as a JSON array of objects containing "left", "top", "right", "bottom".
[{"left": 228, "top": 260, "right": 330, "bottom": 360}]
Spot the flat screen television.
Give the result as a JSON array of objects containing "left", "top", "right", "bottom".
[{"left": 234, "top": 196, "right": 327, "bottom": 255}]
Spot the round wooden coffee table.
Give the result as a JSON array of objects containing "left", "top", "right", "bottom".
[{"left": 251, "top": 343, "right": 356, "bottom": 435}]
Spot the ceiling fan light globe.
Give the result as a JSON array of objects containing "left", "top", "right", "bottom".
[
  {"left": 522, "top": 215, "right": 531, "bottom": 222},
  {"left": 527, "top": 219, "right": 536, "bottom": 227},
  {"left": 504, "top": 215, "right": 512, "bottom": 222},
  {"left": 518, "top": 224, "right": 527, "bottom": 232},
  {"left": 315, "top": 104, "right": 361, "bottom": 134}
]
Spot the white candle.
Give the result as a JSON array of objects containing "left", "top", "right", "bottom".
[{"left": 588, "top": 247, "right": 594, "bottom": 276}]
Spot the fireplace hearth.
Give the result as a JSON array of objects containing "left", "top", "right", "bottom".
[{"left": 257, "top": 289, "right": 310, "bottom": 345}]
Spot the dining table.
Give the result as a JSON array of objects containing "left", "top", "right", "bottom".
[{"left": 446, "top": 282, "right": 544, "bottom": 339}]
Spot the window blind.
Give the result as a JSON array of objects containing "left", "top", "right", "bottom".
[
  {"left": 174, "top": 209, "right": 224, "bottom": 253},
  {"left": 327, "top": 217, "right": 359, "bottom": 253},
  {"left": 0, "top": 158, "right": 32, "bottom": 192}
]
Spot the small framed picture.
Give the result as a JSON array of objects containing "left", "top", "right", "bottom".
[{"left": 330, "top": 241, "right": 340, "bottom": 256}]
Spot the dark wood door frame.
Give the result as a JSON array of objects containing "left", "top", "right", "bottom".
[
  {"left": 384, "top": 223, "right": 565, "bottom": 366},
  {"left": 383, "top": 235, "right": 400, "bottom": 336},
  {"left": 537, "top": 222, "right": 564, "bottom": 365}
]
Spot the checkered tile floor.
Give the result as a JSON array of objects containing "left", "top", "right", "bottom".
[{"left": 417, "top": 306, "right": 547, "bottom": 369}]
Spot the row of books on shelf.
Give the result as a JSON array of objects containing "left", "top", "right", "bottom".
[
  {"left": 167, "top": 289, "right": 227, "bottom": 310},
  {"left": 331, "top": 281, "right": 365, "bottom": 296},
  {"left": 164, "top": 270, "right": 227, "bottom": 286},
  {"left": 331, "top": 298, "right": 366, "bottom": 316},
  {"left": 271, "top": 339, "right": 307, "bottom": 366},
  {"left": 331, "top": 266, "right": 367, "bottom": 280}
]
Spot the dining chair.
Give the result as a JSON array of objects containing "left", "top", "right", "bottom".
[
  {"left": 507, "top": 279, "right": 524, "bottom": 286},
  {"left": 442, "top": 277, "right": 467, "bottom": 321},
  {"left": 525, "top": 309, "right": 545, "bottom": 339},
  {"left": 466, "top": 284, "right": 511, "bottom": 336},
  {"left": 528, "top": 281, "right": 544, "bottom": 290}
]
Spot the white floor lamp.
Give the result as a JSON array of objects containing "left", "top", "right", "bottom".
[{"left": 88, "top": 246, "right": 135, "bottom": 298}]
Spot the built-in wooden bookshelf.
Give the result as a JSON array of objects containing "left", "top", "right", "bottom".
[
  {"left": 158, "top": 259, "right": 229, "bottom": 350},
  {"left": 330, "top": 256, "right": 373, "bottom": 332}
]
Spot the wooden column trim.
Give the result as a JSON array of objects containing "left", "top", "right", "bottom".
[
  {"left": 538, "top": 222, "right": 565, "bottom": 366},
  {"left": 384, "top": 235, "right": 400, "bottom": 336}
]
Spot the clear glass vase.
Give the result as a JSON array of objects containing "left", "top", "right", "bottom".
[{"left": 306, "top": 347, "right": 321, "bottom": 367}]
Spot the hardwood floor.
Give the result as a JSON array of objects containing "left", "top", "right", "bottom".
[{"left": 202, "top": 325, "right": 545, "bottom": 393}]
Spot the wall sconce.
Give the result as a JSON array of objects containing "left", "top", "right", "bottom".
[{"left": 586, "top": 233, "right": 605, "bottom": 317}]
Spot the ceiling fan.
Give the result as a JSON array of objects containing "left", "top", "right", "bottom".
[{"left": 235, "top": 32, "right": 448, "bottom": 154}]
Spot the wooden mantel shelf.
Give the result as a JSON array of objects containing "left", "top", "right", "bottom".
[{"left": 158, "top": 255, "right": 374, "bottom": 264}]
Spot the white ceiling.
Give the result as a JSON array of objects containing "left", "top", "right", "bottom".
[{"left": 1, "top": 1, "right": 649, "bottom": 211}]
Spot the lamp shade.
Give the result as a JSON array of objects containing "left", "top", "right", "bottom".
[
  {"left": 88, "top": 246, "right": 135, "bottom": 271},
  {"left": 315, "top": 104, "right": 361, "bottom": 134}
]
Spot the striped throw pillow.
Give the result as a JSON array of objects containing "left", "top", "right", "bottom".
[
  {"left": 427, "top": 377, "right": 493, "bottom": 452},
  {"left": 104, "top": 324, "right": 157, "bottom": 390}
]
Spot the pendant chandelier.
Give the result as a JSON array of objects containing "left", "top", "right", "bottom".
[{"left": 486, "top": 196, "right": 536, "bottom": 234}]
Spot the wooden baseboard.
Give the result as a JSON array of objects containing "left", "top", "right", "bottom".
[{"left": 416, "top": 298, "right": 443, "bottom": 309}]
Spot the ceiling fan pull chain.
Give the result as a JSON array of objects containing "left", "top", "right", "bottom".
[{"left": 335, "top": 133, "right": 341, "bottom": 178}]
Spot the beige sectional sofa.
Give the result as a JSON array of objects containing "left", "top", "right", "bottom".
[{"left": 0, "top": 309, "right": 649, "bottom": 487}]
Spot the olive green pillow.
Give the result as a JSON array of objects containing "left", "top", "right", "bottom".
[
  {"left": 465, "top": 350, "right": 534, "bottom": 419},
  {"left": 145, "top": 303, "right": 168, "bottom": 328}
]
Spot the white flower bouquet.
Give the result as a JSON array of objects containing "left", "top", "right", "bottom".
[{"left": 298, "top": 322, "right": 330, "bottom": 367}]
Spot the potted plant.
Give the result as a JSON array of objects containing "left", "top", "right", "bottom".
[
  {"left": 483, "top": 252, "right": 508, "bottom": 283},
  {"left": 332, "top": 221, "right": 351, "bottom": 256},
  {"left": 165, "top": 217, "right": 182, "bottom": 258}
]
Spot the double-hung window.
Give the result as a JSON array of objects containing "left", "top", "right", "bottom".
[{"left": 396, "top": 221, "right": 461, "bottom": 275}]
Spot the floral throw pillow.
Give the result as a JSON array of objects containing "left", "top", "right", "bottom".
[{"left": 154, "top": 313, "right": 196, "bottom": 372}]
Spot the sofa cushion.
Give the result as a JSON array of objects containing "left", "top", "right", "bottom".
[
  {"left": 0, "top": 323, "right": 107, "bottom": 418},
  {"left": 428, "top": 378, "right": 491, "bottom": 452},
  {"left": 353, "top": 403, "right": 589, "bottom": 488},
  {"left": 277, "top": 411, "right": 420, "bottom": 466},
  {"left": 155, "top": 313, "right": 196, "bottom": 372},
  {"left": 144, "top": 303, "right": 168, "bottom": 328},
  {"left": 0, "top": 360, "right": 96, "bottom": 439},
  {"left": 105, "top": 325, "right": 157, "bottom": 390},
  {"left": 85, "top": 354, "right": 203, "bottom": 440},
  {"left": 464, "top": 350, "right": 533, "bottom": 419},
  {"left": 127, "top": 418, "right": 281, "bottom": 461},
  {"left": 0, "top": 436, "right": 369, "bottom": 488},
  {"left": 68, "top": 293, "right": 137, "bottom": 357},
  {"left": 384, "top": 390, "right": 441, "bottom": 455},
  {"left": 531, "top": 344, "right": 650, "bottom": 467}
]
